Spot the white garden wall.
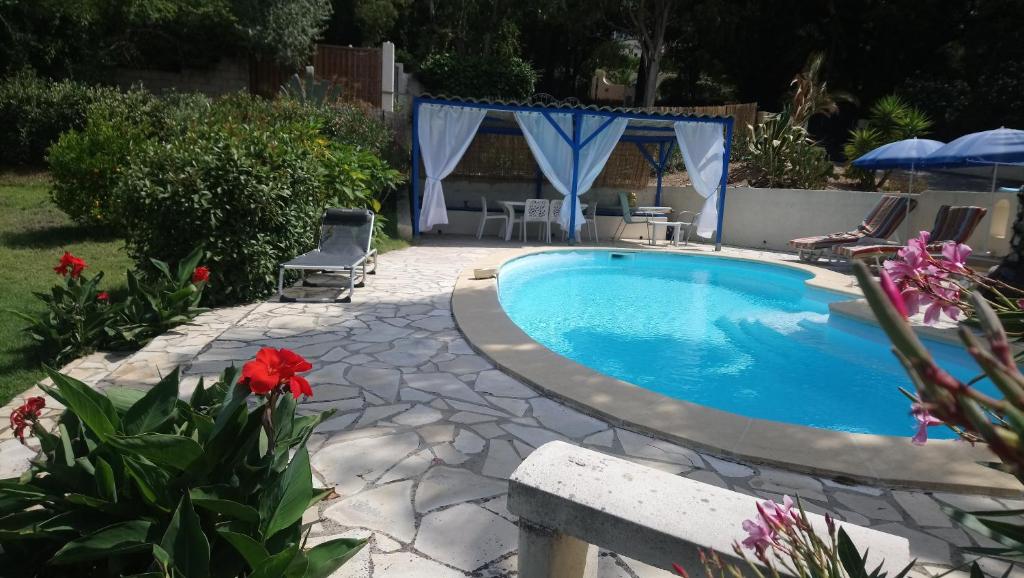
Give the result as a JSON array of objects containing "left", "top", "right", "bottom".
[{"left": 418, "top": 179, "right": 1019, "bottom": 257}]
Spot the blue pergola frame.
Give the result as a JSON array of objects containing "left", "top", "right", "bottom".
[{"left": 410, "top": 96, "right": 735, "bottom": 249}]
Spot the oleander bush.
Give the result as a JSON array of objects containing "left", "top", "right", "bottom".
[
  {"left": 115, "top": 95, "right": 402, "bottom": 306},
  {"left": 0, "top": 72, "right": 114, "bottom": 166},
  {"left": 47, "top": 89, "right": 402, "bottom": 305},
  {"left": 48, "top": 89, "right": 209, "bottom": 228},
  {"left": 0, "top": 349, "right": 364, "bottom": 577}
]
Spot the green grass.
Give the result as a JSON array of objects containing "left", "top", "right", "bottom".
[{"left": 0, "top": 172, "right": 133, "bottom": 405}]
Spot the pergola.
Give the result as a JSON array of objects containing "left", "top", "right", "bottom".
[{"left": 410, "top": 96, "right": 735, "bottom": 249}]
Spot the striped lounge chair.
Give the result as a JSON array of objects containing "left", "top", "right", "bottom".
[
  {"left": 834, "top": 205, "right": 988, "bottom": 265},
  {"left": 788, "top": 195, "right": 916, "bottom": 262}
]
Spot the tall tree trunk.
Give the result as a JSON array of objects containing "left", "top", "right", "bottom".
[{"left": 628, "top": 0, "right": 671, "bottom": 108}]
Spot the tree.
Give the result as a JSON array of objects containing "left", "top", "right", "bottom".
[
  {"left": 234, "top": 0, "right": 332, "bottom": 68},
  {"left": 842, "top": 94, "right": 933, "bottom": 190},
  {"left": 352, "top": 0, "right": 407, "bottom": 45},
  {"left": 623, "top": 0, "right": 672, "bottom": 107}
]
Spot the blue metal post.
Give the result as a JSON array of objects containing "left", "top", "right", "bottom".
[
  {"left": 655, "top": 141, "right": 665, "bottom": 207},
  {"left": 714, "top": 119, "right": 734, "bottom": 251},
  {"left": 410, "top": 99, "right": 422, "bottom": 236},
  {"left": 569, "top": 112, "right": 582, "bottom": 244},
  {"left": 534, "top": 166, "right": 542, "bottom": 199}
]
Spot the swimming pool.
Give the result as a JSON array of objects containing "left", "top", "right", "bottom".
[{"left": 498, "top": 250, "right": 993, "bottom": 438}]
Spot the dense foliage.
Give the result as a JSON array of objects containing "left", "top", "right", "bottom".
[
  {"left": 0, "top": 351, "right": 363, "bottom": 577},
  {"left": 0, "top": 0, "right": 328, "bottom": 75},
  {"left": 0, "top": 72, "right": 113, "bottom": 166},
  {"left": 11, "top": 249, "right": 209, "bottom": 367},
  {"left": 48, "top": 89, "right": 209, "bottom": 227},
  {"left": 105, "top": 95, "right": 402, "bottom": 305},
  {"left": 842, "top": 95, "right": 933, "bottom": 190},
  {"left": 418, "top": 51, "right": 537, "bottom": 100},
  {"left": 745, "top": 110, "right": 833, "bottom": 190}
]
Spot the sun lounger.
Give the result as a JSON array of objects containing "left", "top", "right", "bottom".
[
  {"left": 278, "top": 208, "right": 377, "bottom": 303},
  {"left": 789, "top": 195, "right": 916, "bottom": 262},
  {"left": 834, "top": 205, "right": 988, "bottom": 265}
]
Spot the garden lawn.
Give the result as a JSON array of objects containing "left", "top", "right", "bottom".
[{"left": 0, "top": 172, "right": 132, "bottom": 406}]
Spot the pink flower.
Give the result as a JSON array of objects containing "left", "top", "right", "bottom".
[
  {"left": 921, "top": 285, "right": 962, "bottom": 325},
  {"left": 879, "top": 271, "right": 908, "bottom": 318},
  {"left": 741, "top": 516, "right": 775, "bottom": 556},
  {"left": 911, "top": 403, "right": 943, "bottom": 445},
  {"left": 940, "top": 242, "right": 972, "bottom": 272}
]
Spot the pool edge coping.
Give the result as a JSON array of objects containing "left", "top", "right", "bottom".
[{"left": 451, "top": 245, "right": 1022, "bottom": 497}]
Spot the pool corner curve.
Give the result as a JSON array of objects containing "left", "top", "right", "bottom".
[{"left": 451, "top": 245, "right": 1023, "bottom": 496}]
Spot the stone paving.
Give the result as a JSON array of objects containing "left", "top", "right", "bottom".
[{"left": 1, "top": 238, "right": 1021, "bottom": 578}]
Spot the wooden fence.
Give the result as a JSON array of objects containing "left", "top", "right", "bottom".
[
  {"left": 249, "top": 44, "right": 382, "bottom": 106},
  {"left": 650, "top": 102, "right": 759, "bottom": 132}
]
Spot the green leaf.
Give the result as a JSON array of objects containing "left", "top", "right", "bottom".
[
  {"left": 49, "top": 520, "right": 153, "bottom": 564},
  {"left": 190, "top": 488, "right": 259, "bottom": 524},
  {"left": 94, "top": 457, "right": 117, "bottom": 503},
  {"left": 303, "top": 538, "right": 367, "bottom": 578},
  {"left": 217, "top": 529, "right": 270, "bottom": 569},
  {"left": 161, "top": 493, "right": 210, "bottom": 578},
  {"left": 837, "top": 528, "right": 870, "bottom": 578},
  {"left": 41, "top": 367, "right": 119, "bottom": 440},
  {"left": 250, "top": 545, "right": 300, "bottom": 578},
  {"left": 107, "top": 433, "right": 203, "bottom": 471},
  {"left": 263, "top": 447, "right": 314, "bottom": 540},
  {"left": 106, "top": 387, "right": 148, "bottom": 413},
  {"left": 123, "top": 368, "right": 181, "bottom": 434}
]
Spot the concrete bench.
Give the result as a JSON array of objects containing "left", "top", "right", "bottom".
[{"left": 508, "top": 441, "right": 911, "bottom": 577}]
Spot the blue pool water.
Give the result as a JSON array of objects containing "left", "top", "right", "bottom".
[{"left": 498, "top": 250, "right": 994, "bottom": 438}]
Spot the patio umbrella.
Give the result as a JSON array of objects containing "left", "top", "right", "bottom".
[
  {"left": 852, "top": 137, "right": 945, "bottom": 241},
  {"left": 922, "top": 127, "right": 1024, "bottom": 252},
  {"left": 924, "top": 127, "right": 1024, "bottom": 190}
]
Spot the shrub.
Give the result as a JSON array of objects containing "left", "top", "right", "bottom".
[
  {"left": 419, "top": 51, "right": 537, "bottom": 99},
  {"left": 0, "top": 351, "right": 364, "bottom": 577},
  {"left": 11, "top": 249, "right": 210, "bottom": 366},
  {"left": 0, "top": 72, "right": 112, "bottom": 166},
  {"left": 117, "top": 96, "right": 403, "bottom": 306},
  {"left": 746, "top": 110, "right": 833, "bottom": 189},
  {"left": 842, "top": 94, "right": 933, "bottom": 191},
  {"left": 48, "top": 89, "right": 209, "bottom": 227},
  {"left": 321, "top": 103, "right": 394, "bottom": 157}
]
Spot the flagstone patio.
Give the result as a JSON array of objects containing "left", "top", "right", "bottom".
[{"left": 1, "top": 238, "right": 1018, "bottom": 578}]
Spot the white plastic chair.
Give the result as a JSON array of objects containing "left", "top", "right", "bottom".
[
  {"left": 521, "top": 198, "right": 550, "bottom": 242},
  {"left": 583, "top": 201, "right": 599, "bottom": 242},
  {"left": 547, "top": 199, "right": 563, "bottom": 243},
  {"left": 676, "top": 211, "right": 701, "bottom": 245},
  {"left": 475, "top": 196, "right": 509, "bottom": 239}
]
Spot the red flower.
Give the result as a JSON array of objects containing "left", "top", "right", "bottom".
[
  {"left": 10, "top": 396, "right": 45, "bottom": 444},
  {"left": 96, "top": 291, "right": 110, "bottom": 302},
  {"left": 241, "top": 347, "right": 313, "bottom": 399},
  {"left": 192, "top": 266, "right": 210, "bottom": 284},
  {"left": 671, "top": 563, "right": 689, "bottom": 578},
  {"left": 54, "top": 251, "right": 86, "bottom": 279}
]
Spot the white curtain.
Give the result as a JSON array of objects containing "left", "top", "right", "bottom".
[
  {"left": 417, "top": 104, "right": 486, "bottom": 231},
  {"left": 515, "top": 112, "right": 627, "bottom": 233},
  {"left": 673, "top": 122, "right": 725, "bottom": 239}
]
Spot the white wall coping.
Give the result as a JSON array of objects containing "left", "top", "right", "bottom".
[{"left": 508, "top": 441, "right": 911, "bottom": 577}]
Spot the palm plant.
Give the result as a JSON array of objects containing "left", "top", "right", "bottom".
[
  {"left": 789, "top": 52, "right": 856, "bottom": 128},
  {"left": 844, "top": 94, "right": 934, "bottom": 190}
]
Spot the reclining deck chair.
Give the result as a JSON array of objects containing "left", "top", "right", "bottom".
[
  {"left": 278, "top": 208, "right": 377, "bottom": 303},
  {"left": 788, "top": 195, "right": 916, "bottom": 262},
  {"left": 834, "top": 205, "right": 988, "bottom": 266}
]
